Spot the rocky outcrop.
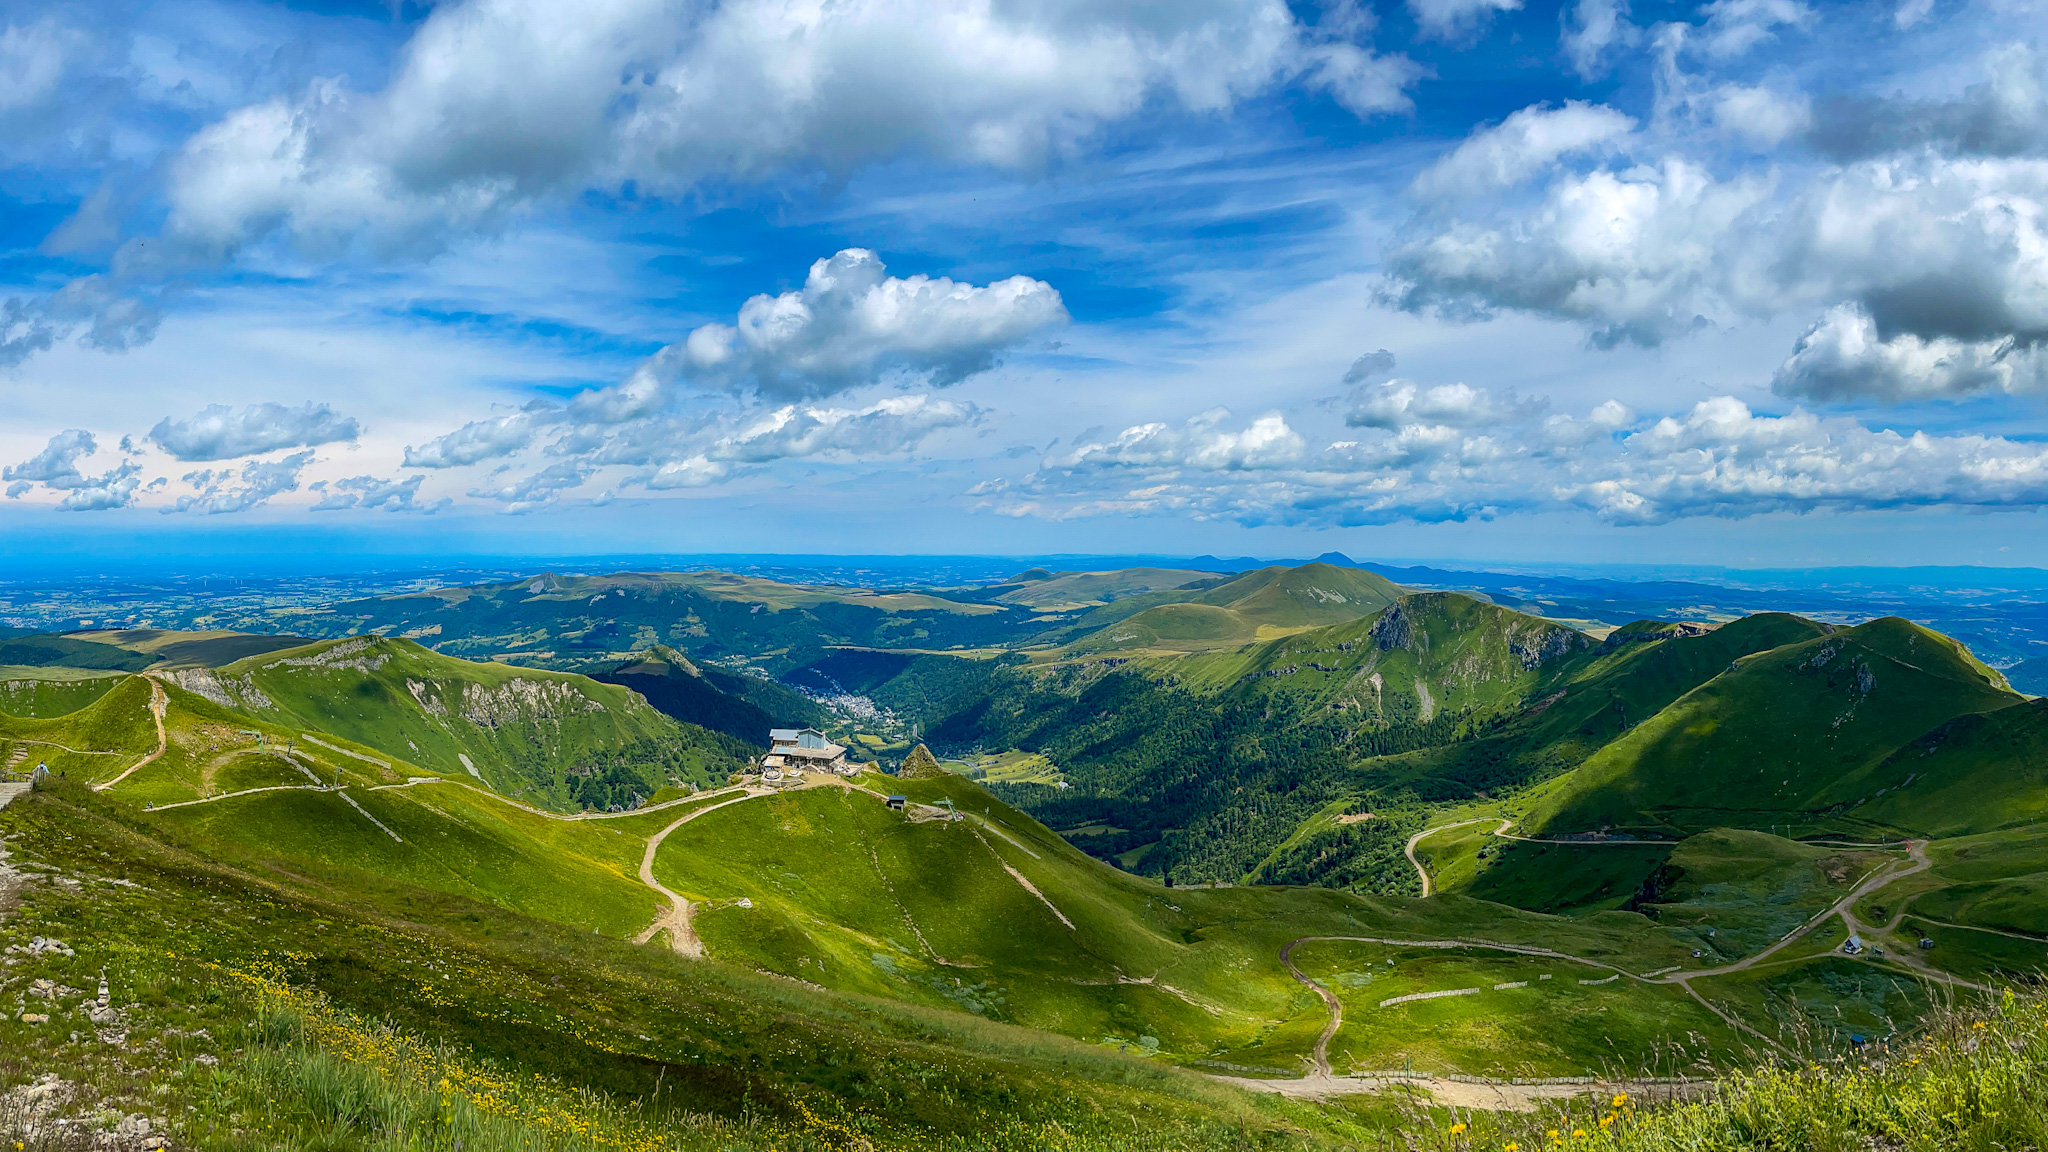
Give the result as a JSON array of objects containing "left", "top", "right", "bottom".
[
  {"left": 163, "top": 668, "right": 274, "bottom": 710},
  {"left": 457, "top": 677, "right": 604, "bottom": 730},
  {"left": 261, "top": 637, "right": 391, "bottom": 673},
  {"left": 898, "top": 744, "right": 945, "bottom": 779}
]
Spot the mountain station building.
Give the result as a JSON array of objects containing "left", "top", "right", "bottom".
[{"left": 761, "top": 728, "right": 850, "bottom": 777}]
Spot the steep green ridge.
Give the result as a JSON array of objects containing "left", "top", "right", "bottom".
[
  {"left": 1523, "top": 617, "right": 2021, "bottom": 837},
  {"left": 3, "top": 660, "right": 2036, "bottom": 1149},
  {"left": 1848, "top": 696, "right": 2048, "bottom": 837},
  {"left": 584, "top": 645, "right": 806, "bottom": 744},
  {"left": 0, "top": 674, "right": 163, "bottom": 781},
  {"left": 935, "top": 592, "right": 1594, "bottom": 883},
  {"left": 1356, "top": 613, "right": 1832, "bottom": 802},
  {"left": 0, "top": 780, "right": 1392, "bottom": 1152},
  {"left": 191, "top": 637, "right": 752, "bottom": 810},
  {"left": 292, "top": 569, "right": 1044, "bottom": 666},
  {"left": 1061, "top": 563, "right": 1405, "bottom": 653},
  {"left": 3, "top": 677, "right": 1756, "bottom": 1083}
]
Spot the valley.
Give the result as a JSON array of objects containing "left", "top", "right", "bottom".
[{"left": 2, "top": 558, "right": 2045, "bottom": 1150}]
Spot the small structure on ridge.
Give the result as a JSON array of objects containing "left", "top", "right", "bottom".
[{"left": 761, "top": 727, "right": 850, "bottom": 776}]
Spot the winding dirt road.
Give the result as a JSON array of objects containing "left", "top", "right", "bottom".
[
  {"left": 633, "top": 787, "right": 772, "bottom": 956},
  {"left": 1267, "top": 839, "right": 1973, "bottom": 1095},
  {"left": 1279, "top": 937, "right": 1344, "bottom": 1075},
  {"left": 1402, "top": 819, "right": 1491, "bottom": 897}
]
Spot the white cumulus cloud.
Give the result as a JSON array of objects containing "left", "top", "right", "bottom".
[
  {"left": 1771, "top": 305, "right": 2048, "bottom": 401},
  {"left": 149, "top": 0, "right": 1411, "bottom": 264},
  {"left": 636, "top": 249, "right": 1067, "bottom": 401},
  {"left": 1410, "top": 101, "right": 1636, "bottom": 200},
  {"left": 164, "top": 450, "right": 315, "bottom": 514},
  {"left": 149, "top": 402, "right": 361, "bottom": 462}
]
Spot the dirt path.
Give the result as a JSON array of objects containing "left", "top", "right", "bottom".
[
  {"left": 970, "top": 824, "right": 1075, "bottom": 929},
  {"left": 1214, "top": 1071, "right": 1703, "bottom": 1112},
  {"left": 1907, "top": 916, "right": 2048, "bottom": 945},
  {"left": 1671, "top": 840, "right": 1932, "bottom": 982},
  {"left": 632, "top": 788, "right": 771, "bottom": 957},
  {"left": 1488, "top": 818, "right": 1675, "bottom": 847},
  {"left": 91, "top": 679, "right": 167, "bottom": 793},
  {"left": 1270, "top": 851, "right": 1964, "bottom": 1087},
  {"left": 4, "top": 740, "right": 123, "bottom": 757},
  {"left": 1279, "top": 938, "right": 1343, "bottom": 1075},
  {"left": 1403, "top": 819, "right": 1491, "bottom": 897}
]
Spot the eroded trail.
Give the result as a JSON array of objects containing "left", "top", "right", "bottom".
[
  {"left": 633, "top": 789, "right": 770, "bottom": 957},
  {"left": 1403, "top": 819, "right": 1490, "bottom": 897},
  {"left": 91, "top": 679, "right": 167, "bottom": 794},
  {"left": 1278, "top": 938, "right": 1342, "bottom": 1076}
]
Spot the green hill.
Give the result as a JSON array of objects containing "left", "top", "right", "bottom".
[
  {"left": 936, "top": 592, "right": 1594, "bottom": 883},
  {"left": 984, "top": 566, "right": 1223, "bottom": 611},
  {"left": 1062, "top": 563, "right": 1404, "bottom": 653},
  {"left": 1353, "top": 612, "right": 1833, "bottom": 802},
  {"left": 0, "top": 632, "right": 154, "bottom": 672},
  {"left": 1847, "top": 696, "right": 2048, "bottom": 837},
  {"left": 586, "top": 645, "right": 814, "bottom": 744},
  {"left": 1522, "top": 617, "right": 2022, "bottom": 837},
  {"left": 0, "top": 667, "right": 127, "bottom": 718},
  {"left": 189, "top": 637, "right": 752, "bottom": 809},
  {"left": 4, "top": 638, "right": 2039, "bottom": 1151}
]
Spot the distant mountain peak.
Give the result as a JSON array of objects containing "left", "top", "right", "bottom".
[{"left": 1313, "top": 551, "right": 1359, "bottom": 568}]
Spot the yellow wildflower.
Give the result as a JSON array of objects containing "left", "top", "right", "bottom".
[
  {"left": 1611, "top": 1093, "right": 1628, "bottom": 1107},
  {"left": 1451, "top": 1123, "right": 1468, "bottom": 1135},
  {"left": 1573, "top": 1131, "right": 1587, "bottom": 1139}
]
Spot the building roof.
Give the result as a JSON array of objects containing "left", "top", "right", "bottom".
[{"left": 780, "top": 741, "right": 846, "bottom": 760}]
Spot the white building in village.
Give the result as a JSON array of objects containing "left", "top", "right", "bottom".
[{"left": 760, "top": 727, "right": 851, "bottom": 778}]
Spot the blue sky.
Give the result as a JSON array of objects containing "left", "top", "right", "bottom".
[{"left": 4, "top": 0, "right": 2048, "bottom": 567}]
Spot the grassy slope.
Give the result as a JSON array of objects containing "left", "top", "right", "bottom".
[
  {"left": 987, "top": 567, "right": 1221, "bottom": 610},
  {"left": 1522, "top": 617, "right": 2021, "bottom": 837},
  {"left": 0, "top": 673, "right": 162, "bottom": 779},
  {"left": 1061, "top": 563, "right": 1404, "bottom": 654},
  {"left": 1358, "top": 613, "right": 1832, "bottom": 801},
  {"left": 1849, "top": 696, "right": 2048, "bottom": 836},
  {"left": 1288, "top": 937, "right": 1736, "bottom": 1078},
  {"left": 1635, "top": 829, "right": 1893, "bottom": 956},
  {"left": 0, "top": 667, "right": 125, "bottom": 718},
  {"left": 939, "top": 593, "right": 1604, "bottom": 887},
  {"left": 0, "top": 782, "right": 1380, "bottom": 1152},
  {"left": 1167, "top": 591, "right": 1596, "bottom": 718},
  {"left": 654, "top": 773, "right": 1735, "bottom": 1075},
  {"left": 4, "top": 676, "right": 2027, "bottom": 1123},
  {"left": 209, "top": 637, "right": 751, "bottom": 809},
  {"left": 586, "top": 645, "right": 782, "bottom": 743}
]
